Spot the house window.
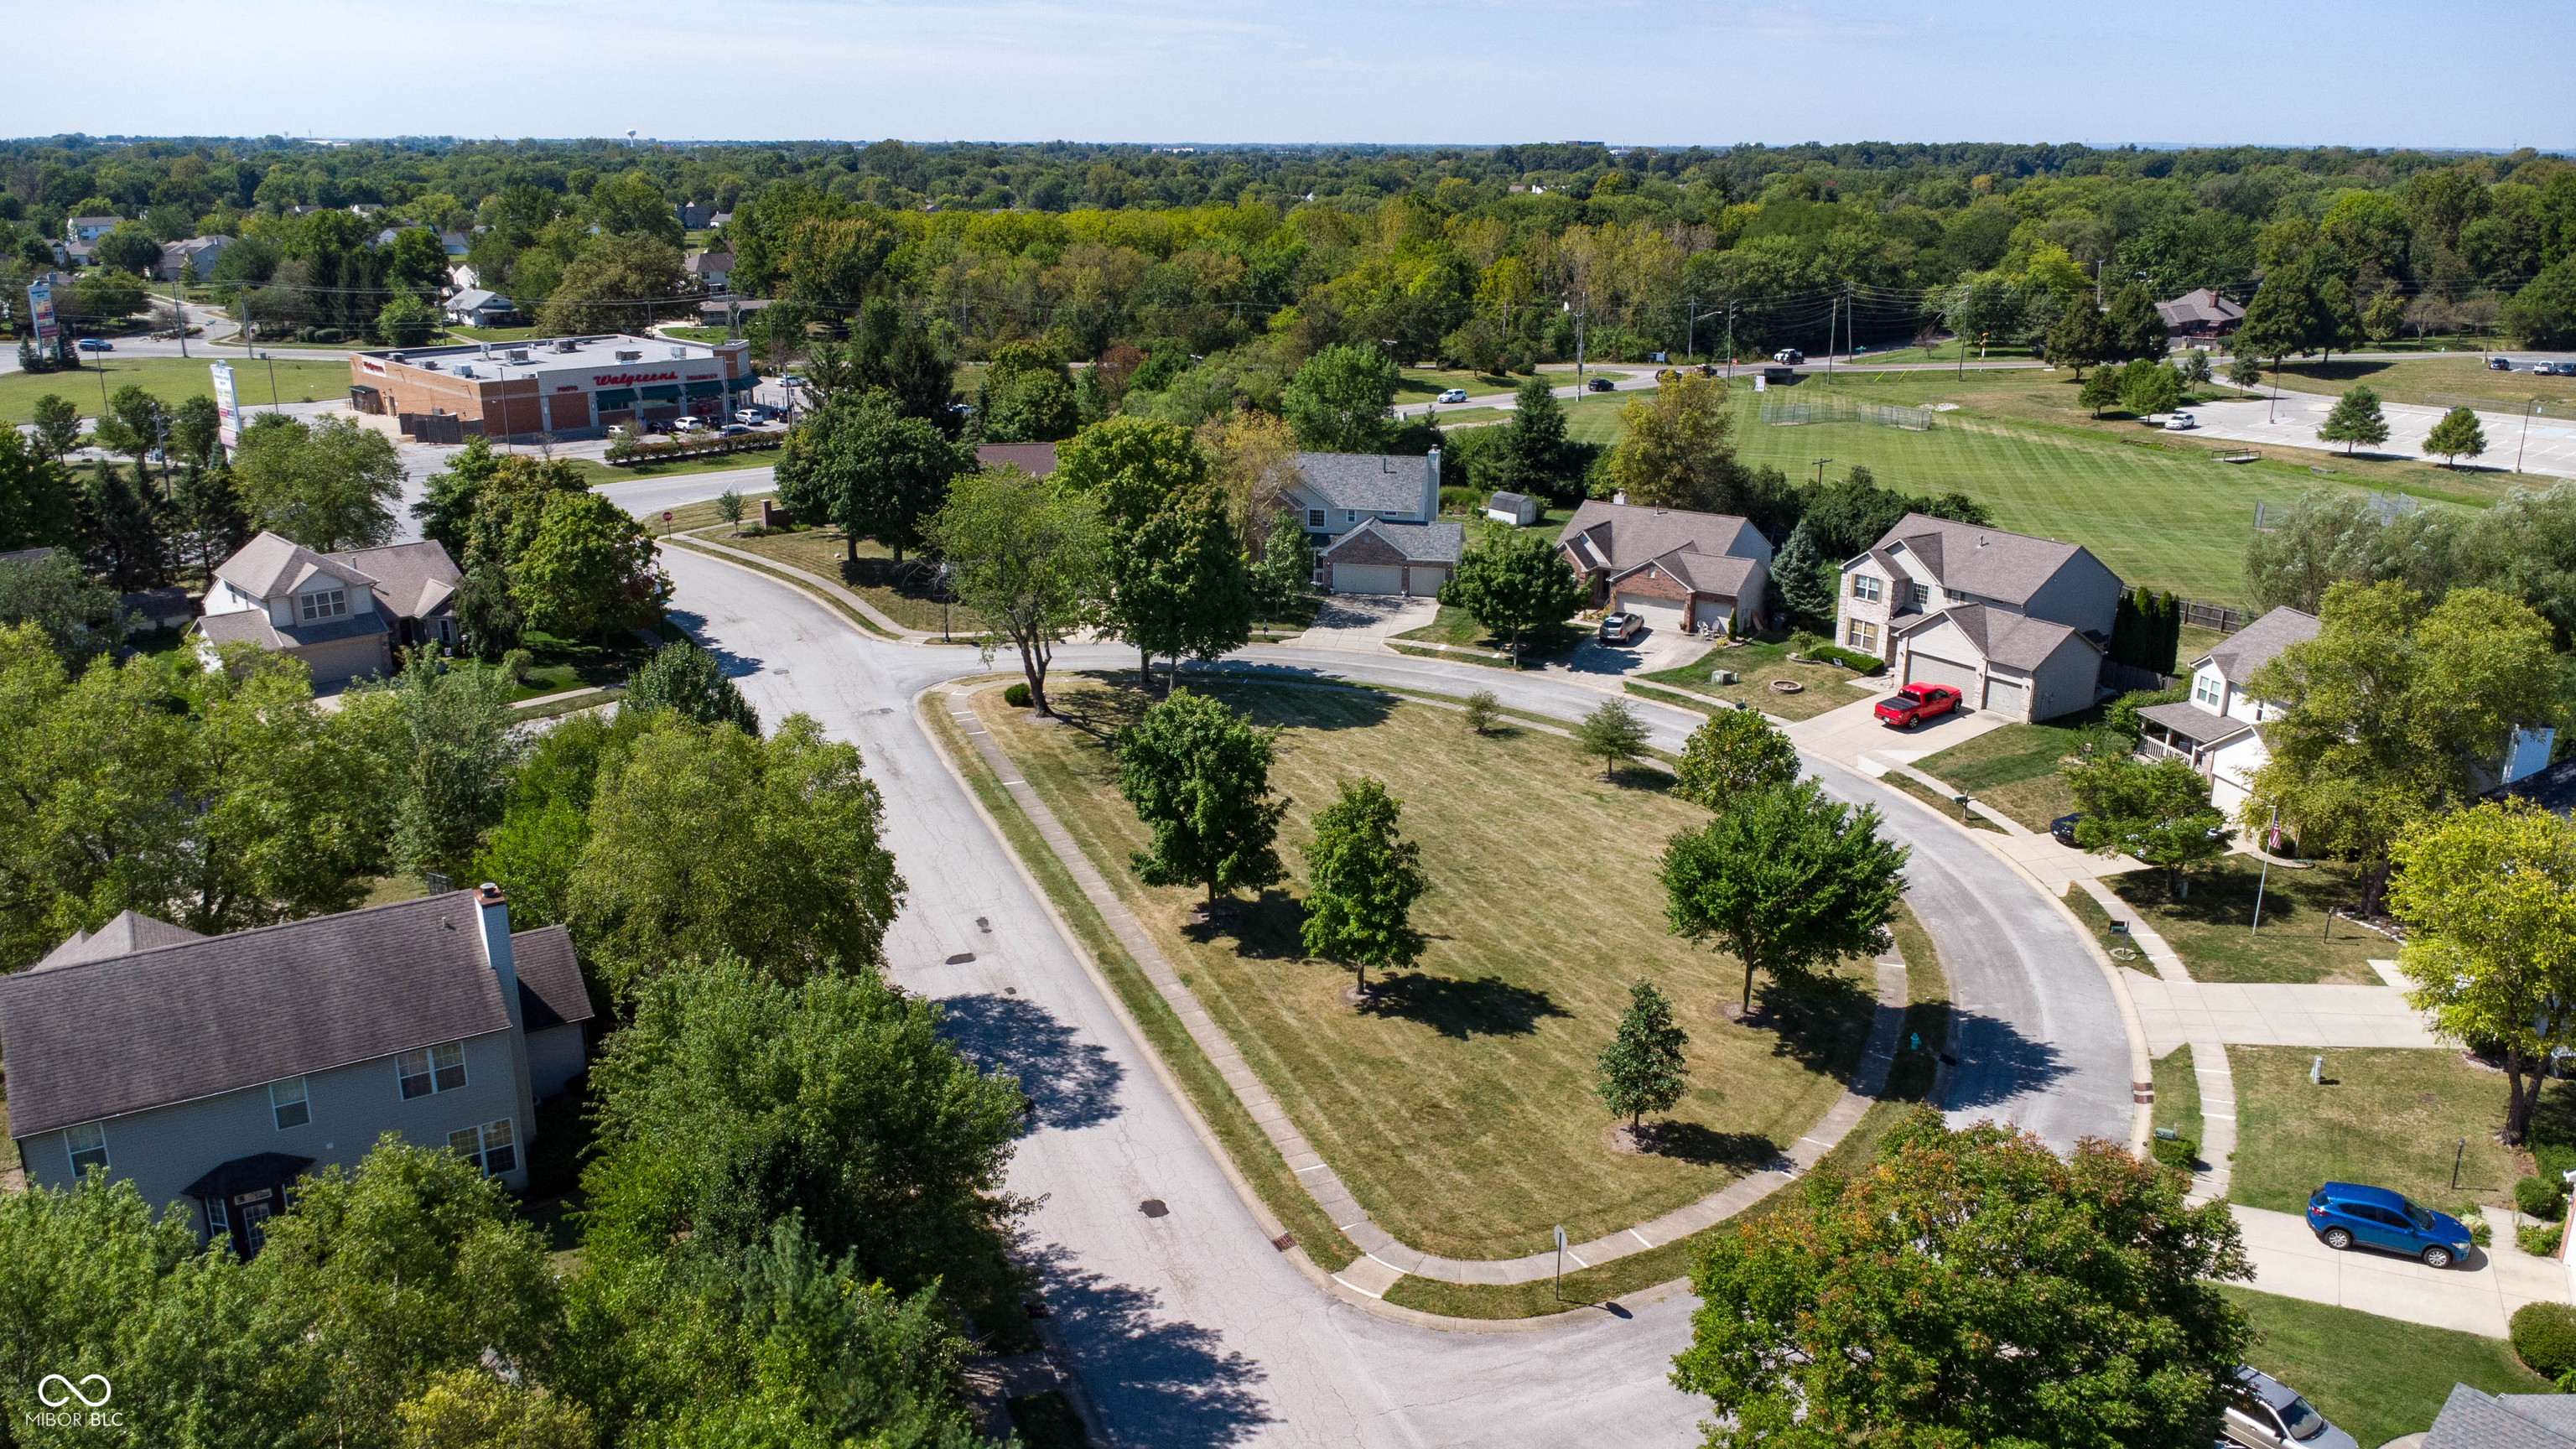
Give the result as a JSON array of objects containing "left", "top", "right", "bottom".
[
  {"left": 1851, "top": 574, "right": 1883, "bottom": 604},
  {"left": 297, "top": 588, "right": 347, "bottom": 622},
  {"left": 1307, "top": 510, "right": 1326, "bottom": 527},
  {"left": 449, "top": 1119, "right": 517, "bottom": 1177},
  {"left": 1846, "top": 620, "right": 1879, "bottom": 652},
  {"left": 2194, "top": 674, "right": 2223, "bottom": 709},
  {"left": 397, "top": 1041, "right": 467, "bottom": 1099},
  {"left": 270, "top": 1077, "right": 310, "bottom": 1130},
  {"left": 205, "top": 1197, "right": 227, "bottom": 1239},
  {"left": 65, "top": 1121, "right": 108, "bottom": 1176}
]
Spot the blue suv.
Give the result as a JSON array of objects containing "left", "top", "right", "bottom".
[{"left": 2306, "top": 1182, "right": 2475, "bottom": 1268}]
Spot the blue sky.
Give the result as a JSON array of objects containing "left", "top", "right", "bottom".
[{"left": 10, "top": 0, "right": 2570, "bottom": 152}]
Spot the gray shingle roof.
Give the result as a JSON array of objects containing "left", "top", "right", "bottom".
[
  {"left": 1555, "top": 500, "right": 1761, "bottom": 575},
  {"left": 1320, "top": 518, "right": 1463, "bottom": 564},
  {"left": 195, "top": 606, "right": 388, "bottom": 652},
  {"left": 2156, "top": 288, "right": 2246, "bottom": 330},
  {"left": 35, "top": 911, "right": 205, "bottom": 970},
  {"left": 2137, "top": 699, "right": 2255, "bottom": 747},
  {"left": 1292, "top": 452, "right": 1432, "bottom": 516},
  {"left": 331, "top": 540, "right": 460, "bottom": 620},
  {"left": 214, "top": 532, "right": 377, "bottom": 602},
  {"left": 2199, "top": 605, "right": 2320, "bottom": 686},
  {"left": 1901, "top": 602, "right": 2096, "bottom": 672},
  {"left": 0, "top": 892, "right": 552, "bottom": 1139},
  {"left": 1487, "top": 491, "right": 1531, "bottom": 509},
  {"left": 2427, "top": 1383, "right": 2576, "bottom": 1448},
  {"left": 1869, "top": 513, "right": 2102, "bottom": 609},
  {"left": 510, "top": 925, "right": 594, "bottom": 1031},
  {"left": 1631, "top": 548, "right": 1760, "bottom": 600}
]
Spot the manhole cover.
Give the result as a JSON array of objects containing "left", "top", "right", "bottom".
[
  {"left": 1140, "top": 1199, "right": 1169, "bottom": 1218},
  {"left": 945, "top": 952, "right": 976, "bottom": 964},
  {"left": 976, "top": 917, "right": 991, "bottom": 932}
]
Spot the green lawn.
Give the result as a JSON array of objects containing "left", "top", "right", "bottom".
[
  {"left": 2102, "top": 857, "right": 2386, "bottom": 985},
  {"left": 2229, "top": 1046, "right": 2556, "bottom": 1213},
  {"left": 1896, "top": 720, "right": 2098, "bottom": 831},
  {"left": 2264, "top": 353, "right": 2576, "bottom": 411},
  {"left": 984, "top": 677, "right": 1883, "bottom": 1262},
  {"left": 720, "top": 524, "right": 963, "bottom": 633},
  {"left": 1393, "top": 602, "right": 1585, "bottom": 662},
  {"left": 2, "top": 356, "right": 353, "bottom": 423},
  {"left": 2220, "top": 1285, "right": 2552, "bottom": 1448},
  {"left": 503, "top": 629, "right": 657, "bottom": 704},
  {"left": 2154, "top": 1043, "right": 2204, "bottom": 1164},
  {"left": 1397, "top": 366, "right": 1523, "bottom": 400},
  {"left": 1639, "top": 642, "right": 1867, "bottom": 721},
  {"left": 569, "top": 452, "right": 782, "bottom": 489},
  {"left": 1881, "top": 771, "right": 2003, "bottom": 831}
]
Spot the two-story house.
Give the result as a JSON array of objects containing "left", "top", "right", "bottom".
[
  {"left": 1837, "top": 514, "right": 2121, "bottom": 723},
  {"left": 195, "top": 532, "right": 461, "bottom": 688},
  {"left": 2141, "top": 605, "right": 2559, "bottom": 813},
  {"left": 1553, "top": 499, "right": 1774, "bottom": 636},
  {"left": 0, "top": 885, "right": 593, "bottom": 1258},
  {"left": 1285, "top": 450, "right": 1465, "bottom": 597}
]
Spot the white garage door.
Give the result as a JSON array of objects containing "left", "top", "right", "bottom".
[
  {"left": 1981, "top": 673, "right": 2028, "bottom": 719},
  {"left": 1613, "top": 593, "right": 1687, "bottom": 634},
  {"left": 1691, "top": 598, "right": 1731, "bottom": 631},
  {"left": 1905, "top": 652, "right": 1981, "bottom": 699},
  {"left": 1334, "top": 564, "right": 1404, "bottom": 595},
  {"left": 1405, "top": 565, "right": 1450, "bottom": 597}
]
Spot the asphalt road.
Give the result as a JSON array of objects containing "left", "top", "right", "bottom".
[{"left": 654, "top": 544, "right": 2133, "bottom": 1445}]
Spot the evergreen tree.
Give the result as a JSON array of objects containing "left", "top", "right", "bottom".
[
  {"left": 2316, "top": 385, "right": 2391, "bottom": 455},
  {"left": 80, "top": 461, "right": 172, "bottom": 590},
  {"left": 2104, "top": 283, "right": 2169, "bottom": 362},
  {"left": 2078, "top": 369, "right": 2121, "bottom": 418},
  {"left": 1298, "top": 776, "right": 1430, "bottom": 995},
  {"left": 2426, "top": 407, "right": 2488, "bottom": 469},
  {"left": 1770, "top": 519, "right": 1836, "bottom": 621},
  {"left": 0, "top": 429, "right": 81, "bottom": 552},
  {"left": 1595, "top": 979, "right": 1690, "bottom": 1132},
  {"left": 29, "top": 395, "right": 84, "bottom": 462},
  {"left": 170, "top": 460, "right": 252, "bottom": 581},
  {"left": 2044, "top": 298, "right": 2112, "bottom": 377}
]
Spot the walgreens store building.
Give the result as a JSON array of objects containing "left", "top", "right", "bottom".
[{"left": 348, "top": 335, "right": 756, "bottom": 442}]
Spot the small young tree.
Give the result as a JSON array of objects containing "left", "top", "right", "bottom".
[
  {"left": 926, "top": 466, "right": 1109, "bottom": 718},
  {"left": 2043, "top": 300, "right": 2111, "bottom": 379},
  {"left": 714, "top": 488, "right": 745, "bottom": 535},
  {"left": 2077, "top": 368, "right": 2121, "bottom": 418},
  {"left": 1462, "top": 689, "right": 1501, "bottom": 735},
  {"left": 1673, "top": 708, "right": 1801, "bottom": 809},
  {"left": 1439, "top": 527, "right": 1583, "bottom": 665},
  {"left": 2118, "top": 361, "right": 2184, "bottom": 418},
  {"left": 1249, "top": 510, "right": 1315, "bottom": 623},
  {"left": 2316, "top": 385, "right": 2390, "bottom": 455},
  {"left": 625, "top": 638, "right": 761, "bottom": 735},
  {"left": 1576, "top": 698, "right": 1651, "bottom": 782},
  {"left": 1768, "top": 520, "right": 1836, "bottom": 621},
  {"left": 2426, "top": 406, "right": 2488, "bottom": 469},
  {"left": 1298, "top": 776, "right": 1430, "bottom": 995},
  {"left": 1595, "top": 979, "right": 1690, "bottom": 1135},
  {"left": 1661, "top": 782, "right": 1909, "bottom": 1014},
  {"left": 2179, "top": 349, "right": 2213, "bottom": 388},
  {"left": 2392, "top": 800, "right": 2576, "bottom": 1146},
  {"left": 2227, "top": 355, "right": 2263, "bottom": 391},
  {"left": 1115, "top": 688, "right": 1289, "bottom": 906},
  {"left": 2064, "top": 754, "right": 2231, "bottom": 898}
]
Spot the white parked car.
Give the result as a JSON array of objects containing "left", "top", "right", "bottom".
[
  {"left": 1436, "top": 387, "right": 1468, "bottom": 403},
  {"left": 1598, "top": 612, "right": 1642, "bottom": 644},
  {"left": 671, "top": 417, "right": 708, "bottom": 434},
  {"left": 735, "top": 408, "right": 766, "bottom": 424},
  {"left": 2163, "top": 411, "right": 2198, "bottom": 431}
]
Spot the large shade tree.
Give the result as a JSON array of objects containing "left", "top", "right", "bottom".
[
  {"left": 1660, "top": 781, "right": 1909, "bottom": 1014},
  {"left": 925, "top": 465, "right": 1109, "bottom": 717},
  {"left": 1115, "top": 688, "right": 1289, "bottom": 906}
]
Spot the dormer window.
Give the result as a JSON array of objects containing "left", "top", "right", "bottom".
[
  {"left": 2194, "top": 673, "right": 2224, "bottom": 710},
  {"left": 297, "top": 588, "right": 348, "bottom": 622}
]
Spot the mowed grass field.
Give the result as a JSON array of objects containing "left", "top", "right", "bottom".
[
  {"left": 981, "top": 678, "right": 1880, "bottom": 1260},
  {"left": 1, "top": 356, "right": 354, "bottom": 423}
]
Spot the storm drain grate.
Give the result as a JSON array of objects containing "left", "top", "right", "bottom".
[{"left": 1139, "top": 1199, "right": 1169, "bottom": 1218}]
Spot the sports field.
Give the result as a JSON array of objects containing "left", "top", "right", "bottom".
[{"left": 1563, "top": 371, "right": 2450, "bottom": 605}]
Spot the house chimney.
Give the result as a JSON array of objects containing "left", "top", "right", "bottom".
[
  {"left": 1613, "top": 491, "right": 1628, "bottom": 506},
  {"left": 1423, "top": 447, "right": 1441, "bottom": 522},
  {"left": 473, "top": 882, "right": 538, "bottom": 1153}
]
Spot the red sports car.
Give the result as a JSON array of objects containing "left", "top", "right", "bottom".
[{"left": 1874, "top": 683, "right": 1961, "bottom": 729}]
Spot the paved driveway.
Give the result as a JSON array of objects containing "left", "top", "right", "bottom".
[
  {"left": 1273, "top": 593, "right": 1439, "bottom": 653},
  {"left": 2233, "top": 1203, "right": 2568, "bottom": 1338},
  {"left": 1785, "top": 689, "right": 2007, "bottom": 772}
]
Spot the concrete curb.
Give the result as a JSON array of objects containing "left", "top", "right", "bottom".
[
  {"left": 659, "top": 532, "right": 927, "bottom": 641},
  {"left": 2077, "top": 878, "right": 2237, "bottom": 1202}
]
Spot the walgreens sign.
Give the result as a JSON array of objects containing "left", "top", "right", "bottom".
[{"left": 592, "top": 371, "right": 678, "bottom": 386}]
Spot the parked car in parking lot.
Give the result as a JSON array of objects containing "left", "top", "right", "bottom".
[
  {"left": 2163, "top": 411, "right": 2198, "bottom": 430},
  {"left": 2221, "top": 1365, "right": 2355, "bottom": 1449},
  {"left": 2307, "top": 1182, "right": 2475, "bottom": 1267},
  {"left": 77, "top": 338, "right": 112, "bottom": 351},
  {"left": 1597, "top": 612, "right": 1641, "bottom": 643},
  {"left": 719, "top": 423, "right": 750, "bottom": 436},
  {"left": 735, "top": 408, "right": 766, "bottom": 423},
  {"left": 1873, "top": 683, "right": 1960, "bottom": 729},
  {"left": 671, "top": 417, "right": 708, "bottom": 434},
  {"left": 1436, "top": 387, "right": 1468, "bottom": 403}
]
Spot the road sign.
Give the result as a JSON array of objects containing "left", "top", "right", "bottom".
[
  {"left": 210, "top": 361, "right": 241, "bottom": 449},
  {"left": 25, "top": 279, "right": 58, "bottom": 344}
]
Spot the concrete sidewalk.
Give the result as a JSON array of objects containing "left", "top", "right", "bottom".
[
  {"left": 1270, "top": 594, "right": 1438, "bottom": 654},
  {"left": 2123, "top": 972, "right": 2444, "bottom": 1054},
  {"left": 2233, "top": 1203, "right": 2568, "bottom": 1337}
]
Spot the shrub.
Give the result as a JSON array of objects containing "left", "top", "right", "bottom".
[
  {"left": 1462, "top": 689, "right": 1500, "bottom": 735},
  {"left": 1808, "top": 644, "right": 1887, "bottom": 676},
  {"left": 2148, "top": 1133, "right": 2198, "bottom": 1169},
  {"left": 2520, "top": 1221, "right": 2566, "bottom": 1259},
  {"left": 500, "top": 647, "right": 533, "bottom": 686},
  {"left": 2534, "top": 1141, "right": 2576, "bottom": 1186},
  {"left": 2516, "top": 1303, "right": 2576, "bottom": 1379},
  {"left": 1003, "top": 683, "right": 1031, "bottom": 709},
  {"left": 2516, "top": 1174, "right": 2567, "bottom": 1222},
  {"left": 2105, "top": 685, "right": 2189, "bottom": 740}
]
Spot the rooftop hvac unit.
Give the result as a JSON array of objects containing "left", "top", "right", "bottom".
[
  {"left": 616, "top": 350, "right": 641, "bottom": 362},
  {"left": 668, "top": 345, "right": 685, "bottom": 358},
  {"left": 554, "top": 340, "right": 577, "bottom": 353},
  {"left": 454, "top": 365, "right": 475, "bottom": 377},
  {"left": 422, "top": 360, "right": 440, "bottom": 371},
  {"left": 506, "top": 350, "right": 529, "bottom": 361}
]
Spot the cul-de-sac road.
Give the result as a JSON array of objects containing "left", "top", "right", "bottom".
[{"left": 658, "top": 544, "right": 2133, "bottom": 1446}]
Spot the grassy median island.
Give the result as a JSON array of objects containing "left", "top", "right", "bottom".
[
  {"left": 979, "top": 676, "right": 1882, "bottom": 1263},
  {"left": 2226, "top": 1046, "right": 2562, "bottom": 1213},
  {"left": 713, "top": 522, "right": 963, "bottom": 632},
  {"left": 2220, "top": 1285, "right": 2552, "bottom": 1447}
]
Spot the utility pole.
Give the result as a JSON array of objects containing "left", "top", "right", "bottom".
[
  {"left": 1724, "top": 300, "right": 1734, "bottom": 380},
  {"left": 1812, "top": 456, "right": 1832, "bottom": 485},
  {"left": 1685, "top": 294, "right": 1696, "bottom": 361}
]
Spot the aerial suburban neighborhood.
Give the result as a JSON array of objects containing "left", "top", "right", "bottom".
[{"left": 3, "top": 11, "right": 2576, "bottom": 1446}]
